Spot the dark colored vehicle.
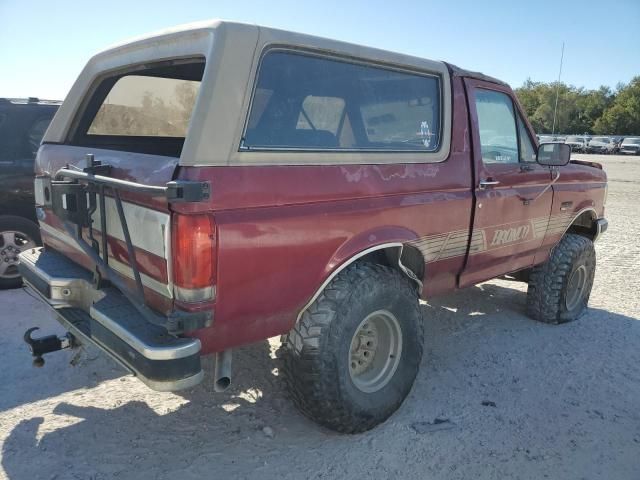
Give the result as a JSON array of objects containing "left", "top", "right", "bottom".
[
  {"left": 589, "top": 136, "right": 618, "bottom": 154},
  {"left": 0, "top": 98, "right": 60, "bottom": 288},
  {"left": 619, "top": 137, "right": 640, "bottom": 155},
  {"left": 20, "top": 21, "right": 607, "bottom": 433}
]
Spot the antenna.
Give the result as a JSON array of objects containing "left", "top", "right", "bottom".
[{"left": 551, "top": 42, "right": 565, "bottom": 136}]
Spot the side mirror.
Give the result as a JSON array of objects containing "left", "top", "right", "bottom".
[{"left": 537, "top": 142, "right": 570, "bottom": 166}]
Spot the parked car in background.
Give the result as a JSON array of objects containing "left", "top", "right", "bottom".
[
  {"left": 619, "top": 137, "right": 640, "bottom": 155},
  {"left": 565, "top": 135, "right": 589, "bottom": 153},
  {"left": 0, "top": 97, "right": 60, "bottom": 288},
  {"left": 537, "top": 135, "right": 566, "bottom": 143},
  {"left": 589, "top": 136, "right": 618, "bottom": 154}
]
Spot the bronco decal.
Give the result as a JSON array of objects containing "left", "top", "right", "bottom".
[
  {"left": 490, "top": 225, "right": 531, "bottom": 246},
  {"left": 409, "top": 213, "right": 575, "bottom": 263}
]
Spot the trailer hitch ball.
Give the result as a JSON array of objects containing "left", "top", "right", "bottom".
[{"left": 23, "top": 327, "right": 73, "bottom": 367}]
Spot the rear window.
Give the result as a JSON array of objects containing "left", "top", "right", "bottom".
[
  {"left": 88, "top": 76, "right": 200, "bottom": 137},
  {"left": 0, "top": 107, "right": 57, "bottom": 164},
  {"left": 243, "top": 51, "right": 441, "bottom": 152},
  {"left": 71, "top": 59, "right": 204, "bottom": 157}
]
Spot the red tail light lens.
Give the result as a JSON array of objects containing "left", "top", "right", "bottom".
[{"left": 171, "top": 213, "right": 216, "bottom": 301}]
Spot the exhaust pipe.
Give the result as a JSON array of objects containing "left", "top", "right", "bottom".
[{"left": 214, "top": 350, "right": 232, "bottom": 392}]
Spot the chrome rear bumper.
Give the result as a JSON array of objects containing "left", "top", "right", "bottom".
[{"left": 19, "top": 247, "right": 203, "bottom": 391}]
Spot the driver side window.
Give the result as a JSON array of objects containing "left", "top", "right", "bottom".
[{"left": 475, "top": 89, "right": 518, "bottom": 164}]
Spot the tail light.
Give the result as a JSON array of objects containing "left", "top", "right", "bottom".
[{"left": 171, "top": 213, "right": 216, "bottom": 303}]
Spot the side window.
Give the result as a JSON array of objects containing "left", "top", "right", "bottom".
[
  {"left": 243, "top": 51, "right": 441, "bottom": 152},
  {"left": 475, "top": 89, "right": 518, "bottom": 164},
  {"left": 517, "top": 114, "right": 536, "bottom": 163}
]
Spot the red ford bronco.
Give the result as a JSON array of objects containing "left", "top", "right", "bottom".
[{"left": 21, "top": 20, "right": 607, "bottom": 433}]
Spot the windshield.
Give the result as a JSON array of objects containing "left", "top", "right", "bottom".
[
  {"left": 624, "top": 138, "right": 640, "bottom": 144},
  {"left": 566, "top": 136, "right": 583, "bottom": 142}
]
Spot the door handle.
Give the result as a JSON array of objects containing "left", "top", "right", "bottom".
[{"left": 479, "top": 179, "right": 500, "bottom": 190}]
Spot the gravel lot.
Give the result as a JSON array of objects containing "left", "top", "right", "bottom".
[{"left": 1, "top": 154, "right": 639, "bottom": 480}]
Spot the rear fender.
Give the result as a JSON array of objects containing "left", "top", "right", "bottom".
[{"left": 295, "top": 227, "right": 424, "bottom": 324}]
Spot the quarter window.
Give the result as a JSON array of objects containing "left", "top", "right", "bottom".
[{"left": 243, "top": 51, "right": 441, "bottom": 152}]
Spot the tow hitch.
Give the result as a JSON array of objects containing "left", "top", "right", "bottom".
[{"left": 23, "top": 327, "right": 74, "bottom": 367}]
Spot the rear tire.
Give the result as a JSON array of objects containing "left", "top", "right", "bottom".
[
  {"left": 0, "top": 216, "right": 41, "bottom": 289},
  {"left": 280, "top": 262, "right": 424, "bottom": 433},
  {"left": 527, "top": 233, "right": 596, "bottom": 324}
]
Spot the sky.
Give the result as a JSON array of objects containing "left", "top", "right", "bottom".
[{"left": 1, "top": 0, "right": 638, "bottom": 100}]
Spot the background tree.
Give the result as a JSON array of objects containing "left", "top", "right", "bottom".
[
  {"left": 514, "top": 79, "right": 627, "bottom": 135},
  {"left": 594, "top": 77, "right": 640, "bottom": 135}
]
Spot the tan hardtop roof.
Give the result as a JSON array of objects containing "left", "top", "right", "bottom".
[
  {"left": 45, "top": 20, "right": 467, "bottom": 165},
  {"left": 84, "top": 19, "right": 452, "bottom": 80}
]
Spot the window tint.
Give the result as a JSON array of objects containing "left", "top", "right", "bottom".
[
  {"left": 243, "top": 51, "right": 441, "bottom": 151},
  {"left": 28, "top": 118, "right": 51, "bottom": 154},
  {"left": 88, "top": 75, "right": 200, "bottom": 137},
  {"left": 517, "top": 114, "right": 536, "bottom": 163},
  {"left": 475, "top": 89, "right": 518, "bottom": 164},
  {"left": 0, "top": 109, "right": 55, "bottom": 164}
]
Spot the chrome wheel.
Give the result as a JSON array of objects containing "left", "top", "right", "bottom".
[
  {"left": 0, "top": 231, "right": 36, "bottom": 279},
  {"left": 565, "top": 264, "right": 587, "bottom": 311},
  {"left": 348, "top": 310, "right": 402, "bottom": 393}
]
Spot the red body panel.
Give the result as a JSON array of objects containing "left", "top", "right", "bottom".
[{"left": 179, "top": 76, "right": 474, "bottom": 352}]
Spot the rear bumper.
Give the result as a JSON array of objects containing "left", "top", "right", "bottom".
[{"left": 19, "top": 247, "right": 203, "bottom": 391}]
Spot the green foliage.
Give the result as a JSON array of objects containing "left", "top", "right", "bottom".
[
  {"left": 514, "top": 78, "right": 640, "bottom": 135},
  {"left": 593, "top": 77, "right": 640, "bottom": 135}
]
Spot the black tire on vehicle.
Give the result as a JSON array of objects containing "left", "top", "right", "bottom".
[
  {"left": 526, "top": 233, "right": 596, "bottom": 324},
  {"left": 0, "top": 216, "right": 41, "bottom": 289},
  {"left": 280, "top": 262, "right": 424, "bottom": 433}
]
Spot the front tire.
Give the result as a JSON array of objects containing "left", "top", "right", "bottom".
[
  {"left": 280, "top": 262, "right": 424, "bottom": 433},
  {"left": 527, "top": 234, "right": 596, "bottom": 324}
]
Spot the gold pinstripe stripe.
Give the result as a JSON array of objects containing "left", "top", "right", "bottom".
[{"left": 409, "top": 212, "right": 576, "bottom": 263}]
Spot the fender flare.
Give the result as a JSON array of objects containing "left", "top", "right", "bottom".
[
  {"left": 295, "top": 242, "right": 422, "bottom": 324},
  {"left": 559, "top": 207, "right": 598, "bottom": 239}
]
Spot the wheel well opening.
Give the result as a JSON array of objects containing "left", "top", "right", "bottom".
[
  {"left": 566, "top": 211, "right": 597, "bottom": 240},
  {"left": 358, "top": 245, "right": 424, "bottom": 290}
]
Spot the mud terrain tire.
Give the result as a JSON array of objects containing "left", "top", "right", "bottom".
[
  {"left": 527, "top": 233, "right": 596, "bottom": 324},
  {"left": 280, "top": 262, "right": 424, "bottom": 433}
]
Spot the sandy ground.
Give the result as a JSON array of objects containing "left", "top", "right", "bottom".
[{"left": 1, "top": 154, "right": 639, "bottom": 480}]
